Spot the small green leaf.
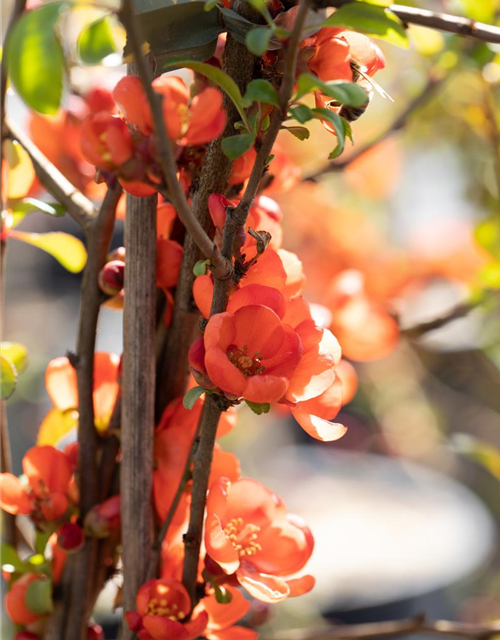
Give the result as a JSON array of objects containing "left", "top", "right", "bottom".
[
  {"left": 12, "top": 198, "right": 66, "bottom": 218},
  {"left": 295, "top": 73, "right": 369, "bottom": 107},
  {"left": 244, "top": 79, "right": 279, "bottom": 107},
  {"left": 193, "top": 260, "right": 210, "bottom": 277},
  {"left": 0, "top": 342, "right": 28, "bottom": 374},
  {"left": 214, "top": 583, "right": 233, "bottom": 603},
  {"left": 245, "top": 27, "right": 273, "bottom": 56},
  {"left": 183, "top": 386, "right": 205, "bottom": 410},
  {"left": 25, "top": 578, "right": 53, "bottom": 615},
  {"left": 313, "top": 108, "right": 351, "bottom": 158},
  {"left": 7, "top": 3, "right": 64, "bottom": 114},
  {"left": 9, "top": 231, "right": 87, "bottom": 273},
  {"left": 475, "top": 218, "right": 500, "bottom": 258},
  {"left": 322, "top": 3, "right": 408, "bottom": 48},
  {"left": 245, "top": 400, "right": 271, "bottom": 415},
  {"left": 281, "top": 125, "right": 310, "bottom": 141},
  {"left": 1, "top": 356, "right": 17, "bottom": 400},
  {"left": 163, "top": 59, "right": 250, "bottom": 130},
  {"left": 289, "top": 104, "right": 314, "bottom": 124},
  {"left": 77, "top": 16, "right": 118, "bottom": 65},
  {"left": 1, "top": 543, "right": 26, "bottom": 572},
  {"left": 222, "top": 132, "right": 255, "bottom": 160},
  {"left": 35, "top": 530, "right": 51, "bottom": 555},
  {"left": 245, "top": 0, "right": 266, "bottom": 11},
  {"left": 204, "top": 0, "right": 219, "bottom": 10}
]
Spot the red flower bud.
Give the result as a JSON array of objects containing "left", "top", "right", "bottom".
[
  {"left": 87, "top": 624, "right": 104, "bottom": 640},
  {"left": 81, "top": 113, "right": 133, "bottom": 172},
  {"left": 107, "top": 246, "right": 126, "bottom": 262},
  {"left": 99, "top": 260, "right": 125, "bottom": 296},
  {"left": 84, "top": 495, "right": 121, "bottom": 539},
  {"left": 57, "top": 522, "right": 85, "bottom": 553}
]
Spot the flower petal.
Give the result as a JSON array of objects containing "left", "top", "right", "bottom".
[
  {"left": 236, "top": 562, "right": 289, "bottom": 603},
  {"left": 291, "top": 410, "right": 347, "bottom": 442}
]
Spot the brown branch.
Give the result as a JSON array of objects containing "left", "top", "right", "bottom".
[
  {"left": 0, "top": 0, "right": 20, "bottom": 546},
  {"left": 44, "top": 183, "right": 122, "bottom": 640},
  {"left": 265, "top": 615, "right": 500, "bottom": 640},
  {"left": 118, "top": 0, "right": 232, "bottom": 282},
  {"left": 182, "top": 0, "right": 312, "bottom": 608},
  {"left": 312, "top": 1, "right": 500, "bottom": 44},
  {"left": 120, "top": 180, "right": 157, "bottom": 635},
  {"left": 305, "top": 73, "right": 444, "bottom": 180},
  {"left": 399, "top": 292, "right": 497, "bottom": 339},
  {"left": 3, "top": 118, "right": 97, "bottom": 231},
  {"left": 154, "top": 1, "right": 257, "bottom": 419}
]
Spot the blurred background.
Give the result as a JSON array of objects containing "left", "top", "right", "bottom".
[{"left": 2, "top": 0, "right": 500, "bottom": 637}]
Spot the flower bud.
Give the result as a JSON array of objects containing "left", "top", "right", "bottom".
[
  {"left": 84, "top": 495, "right": 121, "bottom": 539},
  {"left": 87, "top": 624, "right": 104, "bottom": 640},
  {"left": 107, "top": 246, "right": 126, "bottom": 262},
  {"left": 99, "top": 260, "right": 125, "bottom": 296},
  {"left": 57, "top": 522, "right": 85, "bottom": 554}
]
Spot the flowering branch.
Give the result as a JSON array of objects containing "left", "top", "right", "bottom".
[
  {"left": 305, "top": 73, "right": 445, "bottom": 179},
  {"left": 266, "top": 614, "right": 500, "bottom": 640},
  {"left": 118, "top": 0, "right": 232, "bottom": 282},
  {"left": 312, "top": 1, "right": 500, "bottom": 44},
  {"left": 4, "top": 118, "right": 97, "bottom": 231},
  {"left": 181, "top": 0, "right": 312, "bottom": 608}
]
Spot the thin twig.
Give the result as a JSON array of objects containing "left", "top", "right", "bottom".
[
  {"left": 4, "top": 118, "right": 97, "bottom": 230},
  {"left": 181, "top": 0, "right": 312, "bottom": 608},
  {"left": 154, "top": 0, "right": 257, "bottom": 419},
  {"left": 146, "top": 420, "right": 201, "bottom": 581},
  {"left": 312, "top": 1, "right": 500, "bottom": 44},
  {"left": 305, "top": 73, "right": 444, "bottom": 180},
  {"left": 118, "top": 0, "right": 232, "bottom": 281},
  {"left": 399, "top": 294, "right": 494, "bottom": 339},
  {"left": 264, "top": 614, "right": 500, "bottom": 640}
]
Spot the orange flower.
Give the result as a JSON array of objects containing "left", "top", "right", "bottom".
[
  {"left": 326, "top": 270, "right": 399, "bottom": 361},
  {"left": 0, "top": 446, "right": 73, "bottom": 522},
  {"left": 308, "top": 28, "right": 353, "bottom": 82},
  {"left": 113, "top": 75, "right": 226, "bottom": 147},
  {"left": 156, "top": 239, "right": 183, "bottom": 290},
  {"left": 41, "top": 352, "right": 120, "bottom": 437},
  {"left": 5, "top": 573, "right": 45, "bottom": 625},
  {"left": 194, "top": 586, "right": 258, "bottom": 640},
  {"left": 154, "top": 398, "right": 239, "bottom": 524},
  {"left": 81, "top": 113, "right": 134, "bottom": 171},
  {"left": 125, "top": 579, "right": 208, "bottom": 640},
  {"left": 205, "top": 478, "right": 315, "bottom": 603}
]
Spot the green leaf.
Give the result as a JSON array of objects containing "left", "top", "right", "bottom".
[
  {"left": 245, "top": 27, "right": 272, "bottom": 56},
  {"left": 204, "top": 0, "right": 219, "bottom": 10},
  {"left": 1, "top": 543, "right": 26, "bottom": 573},
  {"left": 7, "top": 3, "right": 64, "bottom": 114},
  {"left": 0, "top": 342, "right": 28, "bottom": 374},
  {"left": 1, "top": 356, "right": 17, "bottom": 400},
  {"left": 163, "top": 59, "right": 250, "bottom": 130},
  {"left": 9, "top": 231, "right": 87, "bottom": 273},
  {"left": 244, "top": 79, "right": 279, "bottom": 107},
  {"left": 453, "top": 434, "right": 500, "bottom": 481},
  {"left": 35, "top": 530, "right": 51, "bottom": 555},
  {"left": 322, "top": 3, "right": 408, "bottom": 48},
  {"left": 78, "top": 16, "right": 117, "bottom": 65},
  {"left": 25, "top": 579, "right": 53, "bottom": 615},
  {"left": 12, "top": 198, "right": 66, "bottom": 218},
  {"left": 281, "top": 125, "right": 310, "bottom": 141},
  {"left": 124, "top": 1, "right": 221, "bottom": 63},
  {"left": 245, "top": 400, "right": 271, "bottom": 415},
  {"left": 475, "top": 217, "right": 500, "bottom": 258},
  {"left": 312, "top": 108, "right": 351, "bottom": 158},
  {"left": 289, "top": 104, "right": 314, "bottom": 124},
  {"left": 193, "top": 259, "right": 210, "bottom": 277},
  {"left": 222, "top": 132, "right": 255, "bottom": 160},
  {"left": 295, "top": 73, "right": 369, "bottom": 107},
  {"left": 214, "top": 583, "right": 233, "bottom": 603},
  {"left": 183, "top": 386, "right": 205, "bottom": 410}
]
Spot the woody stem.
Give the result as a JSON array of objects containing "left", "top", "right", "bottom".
[{"left": 181, "top": 0, "right": 311, "bottom": 609}]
